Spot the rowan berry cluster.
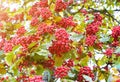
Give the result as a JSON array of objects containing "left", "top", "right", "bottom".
[{"left": 77, "top": 66, "right": 94, "bottom": 81}]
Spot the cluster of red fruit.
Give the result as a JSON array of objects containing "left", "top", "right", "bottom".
[
  {"left": 85, "top": 13, "right": 102, "bottom": 46},
  {"left": 49, "top": 28, "right": 71, "bottom": 56},
  {"left": 54, "top": 66, "right": 70, "bottom": 78},
  {"left": 17, "top": 75, "right": 44, "bottom": 82},
  {"left": 77, "top": 66, "right": 95, "bottom": 81}
]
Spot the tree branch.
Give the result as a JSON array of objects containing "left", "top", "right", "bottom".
[{"left": 88, "top": 7, "right": 120, "bottom": 24}]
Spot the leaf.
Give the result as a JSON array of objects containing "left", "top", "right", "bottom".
[
  {"left": 54, "top": 56, "right": 63, "bottom": 66},
  {"left": 98, "top": 56, "right": 108, "bottom": 66},
  {"left": 28, "top": 42, "right": 37, "bottom": 49},
  {"left": 69, "top": 32, "right": 83, "bottom": 42},
  {"left": 68, "top": 72, "right": 75, "bottom": 78},
  {"left": 36, "top": 65, "right": 44, "bottom": 75},
  {"left": 99, "top": 36, "right": 110, "bottom": 43},
  {"left": 10, "top": 57, "right": 23, "bottom": 75},
  {"left": 115, "top": 47, "right": 120, "bottom": 54},
  {"left": 115, "top": 64, "right": 120, "bottom": 70},
  {"left": 83, "top": 75, "right": 93, "bottom": 82},
  {"left": 98, "top": 73, "right": 105, "bottom": 80},
  {"left": 5, "top": 52, "right": 16, "bottom": 66},
  {"left": 9, "top": 77, "right": 17, "bottom": 82},
  {"left": 79, "top": 56, "right": 89, "bottom": 66},
  {"left": 0, "top": 63, "right": 6, "bottom": 74},
  {"left": 107, "top": 75, "right": 112, "bottom": 82},
  {"left": 36, "top": 49, "right": 49, "bottom": 58}
]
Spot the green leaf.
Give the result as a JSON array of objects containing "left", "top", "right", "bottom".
[
  {"left": 107, "top": 75, "right": 112, "bottom": 82},
  {"left": 10, "top": 57, "right": 23, "bottom": 75},
  {"left": 98, "top": 56, "right": 108, "bottom": 66},
  {"left": 69, "top": 32, "right": 83, "bottom": 42},
  {"left": 54, "top": 56, "right": 63, "bottom": 66},
  {"left": 79, "top": 56, "right": 89, "bottom": 66},
  {"left": 9, "top": 77, "right": 17, "bottom": 82},
  {"left": 83, "top": 75, "right": 93, "bottom": 82},
  {"left": 36, "top": 49, "right": 49, "bottom": 57},
  {"left": 115, "top": 47, "right": 120, "bottom": 54},
  {"left": 28, "top": 42, "right": 37, "bottom": 49},
  {"left": 5, "top": 52, "right": 16, "bottom": 66},
  {"left": 68, "top": 72, "right": 75, "bottom": 78},
  {"left": 99, "top": 36, "right": 110, "bottom": 43},
  {"left": 36, "top": 65, "right": 44, "bottom": 75}
]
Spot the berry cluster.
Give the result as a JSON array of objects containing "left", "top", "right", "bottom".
[
  {"left": 104, "top": 48, "right": 113, "bottom": 57},
  {"left": 16, "top": 26, "right": 26, "bottom": 36},
  {"left": 58, "top": 16, "right": 76, "bottom": 28},
  {"left": 54, "top": 66, "right": 70, "bottom": 78},
  {"left": 3, "top": 41, "right": 13, "bottom": 52},
  {"left": 43, "top": 59, "right": 55, "bottom": 69},
  {"left": 29, "top": 76, "right": 44, "bottom": 82},
  {"left": 85, "top": 35, "right": 97, "bottom": 46},
  {"left": 49, "top": 40, "right": 71, "bottom": 56},
  {"left": 77, "top": 66, "right": 94, "bottom": 81},
  {"left": 29, "top": 0, "right": 51, "bottom": 20},
  {"left": 49, "top": 28, "right": 71, "bottom": 56},
  {"left": 30, "top": 17, "right": 39, "bottom": 26},
  {"left": 39, "top": 7, "right": 52, "bottom": 20},
  {"left": 86, "top": 23, "right": 99, "bottom": 35},
  {"left": 111, "top": 26, "right": 120, "bottom": 41},
  {"left": 55, "top": 28, "right": 69, "bottom": 40},
  {"left": 38, "top": 0, "right": 48, "bottom": 7},
  {"left": 37, "top": 23, "right": 55, "bottom": 35},
  {"left": 85, "top": 13, "right": 102, "bottom": 46},
  {"left": 55, "top": 0, "right": 68, "bottom": 12},
  {"left": 17, "top": 75, "right": 43, "bottom": 82},
  {"left": 62, "top": 59, "right": 74, "bottom": 67}
]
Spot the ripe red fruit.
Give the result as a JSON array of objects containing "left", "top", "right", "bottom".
[
  {"left": 62, "top": 59, "right": 74, "bottom": 67},
  {"left": 111, "top": 26, "right": 120, "bottom": 41},
  {"left": 58, "top": 16, "right": 76, "bottom": 28},
  {"left": 43, "top": 59, "right": 55, "bottom": 69},
  {"left": 104, "top": 48, "right": 113, "bottom": 57},
  {"left": 116, "top": 79, "right": 120, "bottom": 82},
  {"left": 49, "top": 39, "right": 71, "bottom": 56},
  {"left": 30, "top": 17, "right": 39, "bottom": 26},
  {"left": 30, "top": 70, "right": 36, "bottom": 75},
  {"left": 55, "top": 28, "right": 69, "bottom": 40},
  {"left": 77, "top": 66, "right": 94, "bottom": 81},
  {"left": 54, "top": 66, "right": 70, "bottom": 78},
  {"left": 55, "top": 0, "right": 68, "bottom": 12},
  {"left": 16, "top": 26, "right": 26, "bottom": 36},
  {"left": 85, "top": 35, "right": 97, "bottom": 46},
  {"left": 39, "top": 8, "right": 52, "bottom": 20},
  {"left": 86, "top": 23, "right": 99, "bottom": 35}
]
